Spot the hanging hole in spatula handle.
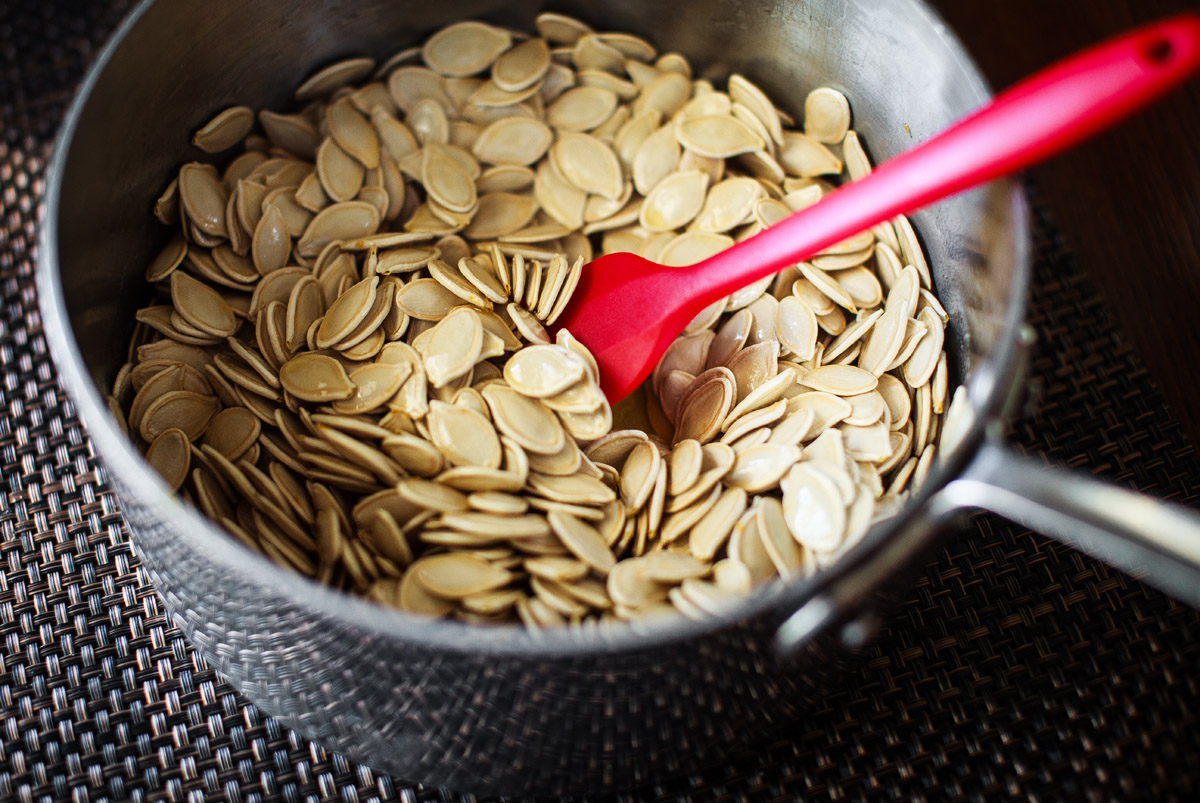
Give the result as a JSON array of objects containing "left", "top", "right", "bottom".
[
  {"left": 1137, "top": 13, "right": 1200, "bottom": 69},
  {"left": 1142, "top": 36, "right": 1174, "bottom": 64}
]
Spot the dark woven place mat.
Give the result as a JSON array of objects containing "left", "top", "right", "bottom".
[{"left": 4, "top": 2, "right": 1200, "bottom": 800}]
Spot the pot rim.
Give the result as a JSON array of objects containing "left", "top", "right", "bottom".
[{"left": 36, "top": 0, "right": 1031, "bottom": 659}]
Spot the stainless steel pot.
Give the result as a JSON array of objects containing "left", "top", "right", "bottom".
[{"left": 37, "top": 0, "right": 1200, "bottom": 794}]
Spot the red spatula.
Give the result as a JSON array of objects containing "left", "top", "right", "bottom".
[{"left": 551, "top": 14, "right": 1200, "bottom": 402}]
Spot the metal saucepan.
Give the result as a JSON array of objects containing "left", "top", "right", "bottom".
[{"left": 37, "top": 0, "right": 1200, "bottom": 794}]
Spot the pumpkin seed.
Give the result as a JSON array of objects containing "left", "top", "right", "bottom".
[
  {"left": 482, "top": 383, "right": 565, "bottom": 455},
  {"left": 408, "top": 98, "right": 450, "bottom": 147},
  {"left": 712, "top": 558, "right": 752, "bottom": 593},
  {"left": 545, "top": 85, "right": 616, "bottom": 133},
  {"left": 297, "top": 201, "right": 380, "bottom": 257},
  {"left": 728, "top": 510, "right": 778, "bottom": 586},
  {"left": 689, "top": 486, "right": 747, "bottom": 561},
  {"left": 536, "top": 12, "right": 592, "bottom": 45},
  {"left": 396, "top": 277, "right": 464, "bottom": 320},
  {"left": 422, "top": 144, "right": 478, "bottom": 214},
  {"left": 327, "top": 98, "right": 380, "bottom": 169},
  {"left": 777, "top": 132, "right": 842, "bottom": 177},
  {"left": 631, "top": 123, "right": 681, "bottom": 195},
  {"left": 146, "top": 428, "right": 191, "bottom": 491},
  {"left": 694, "top": 177, "right": 764, "bottom": 233},
  {"left": 178, "top": 163, "right": 228, "bottom": 239},
  {"left": 316, "top": 275, "right": 377, "bottom": 348},
  {"left": 440, "top": 511, "right": 551, "bottom": 539},
  {"left": 781, "top": 463, "right": 846, "bottom": 552},
  {"left": 202, "top": 407, "right": 261, "bottom": 461},
  {"left": 728, "top": 74, "right": 784, "bottom": 145},
  {"left": 656, "top": 230, "right": 730, "bottom": 266},
  {"left": 674, "top": 372, "right": 734, "bottom": 445},
  {"left": 296, "top": 56, "right": 375, "bottom": 101},
  {"left": 676, "top": 115, "right": 764, "bottom": 159},
  {"left": 145, "top": 234, "right": 188, "bottom": 282},
  {"left": 139, "top": 390, "right": 219, "bottom": 442},
  {"left": 843, "top": 131, "right": 871, "bottom": 181},
  {"left": 477, "top": 164, "right": 536, "bottom": 193},
  {"left": 258, "top": 111, "right": 320, "bottom": 159},
  {"left": 859, "top": 304, "right": 907, "bottom": 376},
  {"left": 471, "top": 117, "right": 553, "bottom": 167},
  {"left": 548, "top": 511, "right": 617, "bottom": 575},
  {"left": 677, "top": 577, "right": 738, "bottom": 616},
  {"left": 423, "top": 22, "right": 513, "bottom": 78},
  {"left": 725, "top": 443, "right": 802, "bottom": 493},
  {"left": 424, "top": 307, "right": 483, "bottom": 388},
  {"left": 548, "top": 133, "right": 623, "bottom": 201},
  {"left": 154, "top": 177, "right": 180, "bottom": 224},
  {"left": 501, "top": 344, "right": 585, "bottom": 398},
  {"left": 488, "top": 36, "right": 549, "bottom": 91},
  {"left": 427, "top": 400, "right": 502, "bottom": 468},
  {"left": 279, "top": 353, "right": 356, "bottom": 402},
  {"left": 638, "top": 170, "right": 708, "bottom": 232},
  {"left": 803, "top": 87, "right": 851, "bottom": 144},
  {"left": 464, "top": 192, "right": 539, "bottom": 240},
  {"left": 606, "top": 559, "right": 668, "bottom": 609},
  {"left": 316, "top": 138, "right": 365, "bottom": 203},
  {"left": 903, "top": 307, "right": 944, "bottom": 388},
  {"left": 192, "top": 106, "right": 255, "bottom": 153},
  {"left": 171, "top": 272, "right": 238, "bottom": 338},
  {"left": 381, "top": 433, "right": 444, "bottom": 477},
  {"left": 336, "top": 362, "right": 412, "bottom": 415},
  {"left": 893, "top": 214, "right": 931, "bottom": 288},
  {"left": 632, "top": 71, "right": 690, "bottom": 117},
  {"left": 775, "top": 296, "right": 818, "bottom": 361}
]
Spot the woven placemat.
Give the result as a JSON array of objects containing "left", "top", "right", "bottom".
[{"left": 4, "top": 2, "right": 1200, "bottom": 800}]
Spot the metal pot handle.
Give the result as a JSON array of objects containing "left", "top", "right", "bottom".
[
  {"left": 775, "top": 436, "right": 1200, "bottom": 657},
  {"left": 938, "top": 439, "right": 1200, "bottom": 606}
]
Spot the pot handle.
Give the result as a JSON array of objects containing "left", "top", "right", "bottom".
[
  {"left": 774, "top": 438, "right": 1200, "bottom": 657},
  {"left": 937, "top": 439, "right": 1200, "bottom": 606}
]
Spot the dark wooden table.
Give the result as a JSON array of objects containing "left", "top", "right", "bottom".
[{"left": 933, "top": 0, "right": 1200, "bottom": 447}]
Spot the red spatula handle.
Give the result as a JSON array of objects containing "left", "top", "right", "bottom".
[{"left": 691, "top": 13, "right": 1200, "bottom": 302}]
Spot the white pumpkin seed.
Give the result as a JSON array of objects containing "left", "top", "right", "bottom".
[
  {"left": 803, "top": 87, "right": 851, "bottom": 144},
  {"left": 638, "top": 170, "right": 708, "bottom": 232},
  {"left": 424, "top": 307, "right": 483, "bottom": 388},
  {"left": 296, "top": 56, "right": 375, "bottom": 100},
  {"left": 550, "top": 133, "right": 623, "bottom": 200},
  {"left": 179, "top": 163, "right": 229, "bottom": 239},
  {"left": 146, "top": 428, "right": 191, "bottom": 491},
  {"left": 781, "top": 463, "right": 846, "bottom": 552},
  {"left": 676, "top": 115, "right": 764, "bottom": 159},
  {"left": 423, "top": 21, "right": 513, "bottom": 78},
  {"left": 192, "top": 106, "right": 255, "bottom": 153},
  {"left": 472, "top": 117, "right": 553, "bottom": 166}
]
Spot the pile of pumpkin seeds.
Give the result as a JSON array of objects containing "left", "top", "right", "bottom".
[{"left": 113, "top": 12, "right": 951, "bottom": 630}]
